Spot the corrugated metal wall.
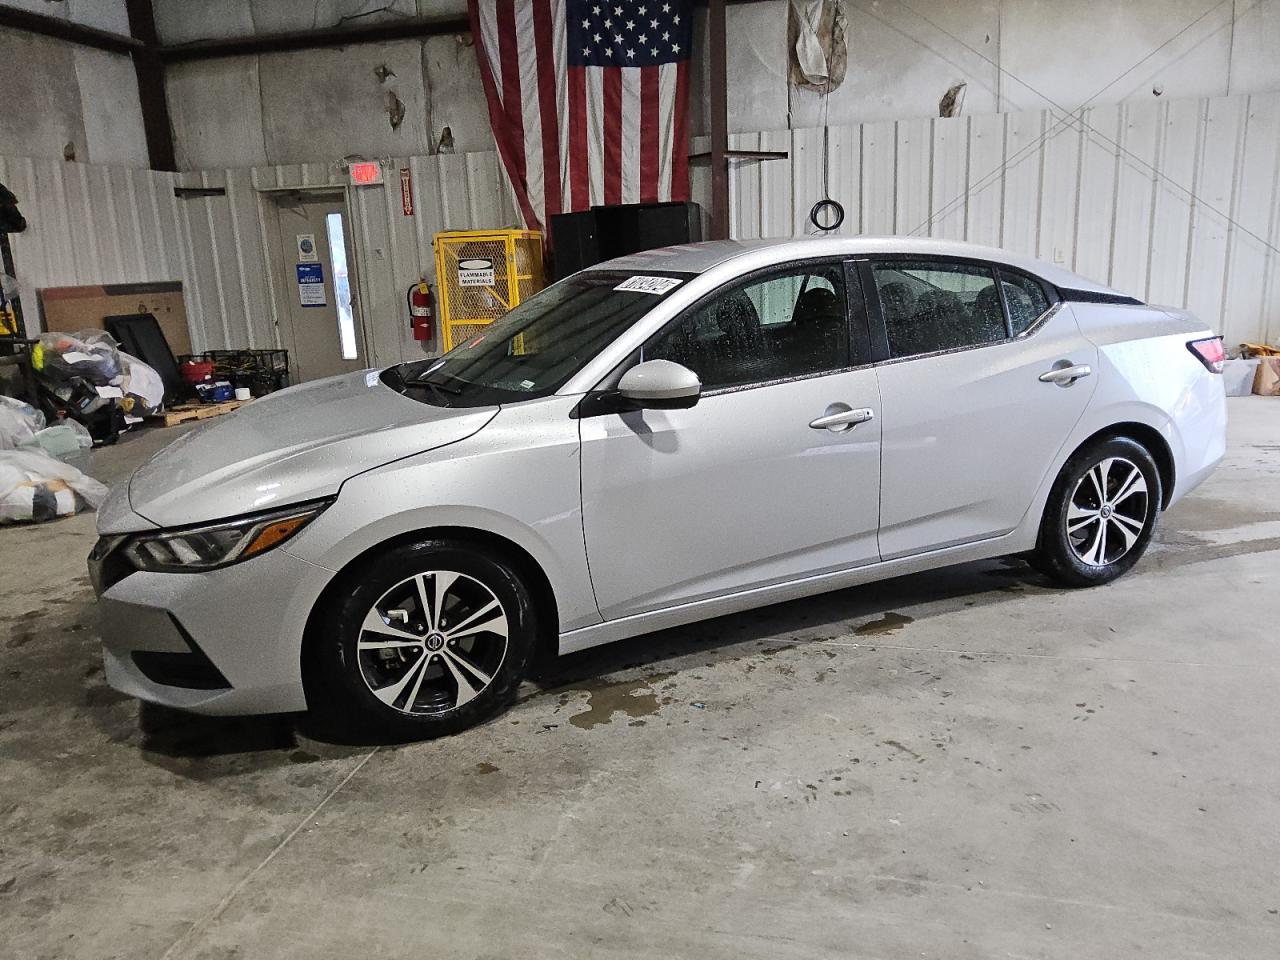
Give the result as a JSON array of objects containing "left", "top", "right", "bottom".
[
  {"left": 0, "top": 153, "right": 186, "bottom": 313},
  {"left": 173, "top": 152, "right": 520, "bottom": 367},
  {"left": 2, "top": 149, "right": 519, "bottom": 370},
  {"left": 708, "top": 92, "right": 1280, "bottom": 347},
  {"left": 5, "top": 90, "right": 1278, "bottom": 365}
]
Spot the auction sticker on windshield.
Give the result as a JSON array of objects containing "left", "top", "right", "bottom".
[{"left": 614, "top": 275, "right": 682, "bottom": 295}]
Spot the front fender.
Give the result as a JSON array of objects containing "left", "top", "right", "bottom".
[{"left": 281, "top": 396, "right": 600, "bottom": 633}]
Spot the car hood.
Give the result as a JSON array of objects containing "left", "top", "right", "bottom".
[{"left": 128, "top": 369, "right": 498, "bottom": 528}]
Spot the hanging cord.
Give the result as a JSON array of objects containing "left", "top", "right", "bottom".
[{"left": 809, "top": 1, "right": 844, "bottom": 232}]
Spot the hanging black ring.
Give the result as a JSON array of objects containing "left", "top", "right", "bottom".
[{"left": 809, "top": 198, "right": 844, "bottom": 232}]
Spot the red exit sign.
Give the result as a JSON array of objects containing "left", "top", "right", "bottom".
[{"left": 348, "top": 161, "right": 383, "bottom": 186}]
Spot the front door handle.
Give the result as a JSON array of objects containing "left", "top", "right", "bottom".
[
  {"left": 809, "top": 406, "right": 875, "bottom": 431},
  {"left": 1039, "top": 363, "right": 1092, "bottom": 386}
]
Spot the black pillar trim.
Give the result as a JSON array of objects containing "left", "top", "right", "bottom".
[
  {"left": 155, "top": 16, "right": 471, "bottom": 62},
  {"left": 0, "top": 6, "right": 142, "bottom": 54}
]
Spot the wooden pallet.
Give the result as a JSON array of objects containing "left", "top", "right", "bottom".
[{"left": 148, "top": 399, "right": 248, "bottom": 427}]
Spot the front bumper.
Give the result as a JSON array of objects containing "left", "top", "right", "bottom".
[{"left": 93, "top": 538, "right": 334, "bottom": 716}]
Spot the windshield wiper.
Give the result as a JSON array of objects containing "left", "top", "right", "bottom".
[
  {"left": 409, "top": 368, "right": 465, "bottom": 391},
  {"left": 422, "top": 380, "right": 463, "bottom": 406},
  {"left": 401, "top": 370, "right": 462, "bottom": 405},
  {"left": 412, "top": 377, "right": 461, "bottom": 393}
]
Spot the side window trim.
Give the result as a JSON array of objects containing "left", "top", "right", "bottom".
[
  {"left": 841, "top": 259, "right": 875, "bottom": 369},
  {"left": 993, "top": 265, "right": 1016, "bottom": 339},
  {"left": 856, "top": 259, "right": 891, "bottom": 364}
]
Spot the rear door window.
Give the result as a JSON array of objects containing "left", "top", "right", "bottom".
[{"left": 871, "top": 260, "right": 1005, "bottom": 358}]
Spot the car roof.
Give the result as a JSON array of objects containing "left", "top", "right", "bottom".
[{"left": 595, "top": 236, "right": 1123, "bottom": 297}]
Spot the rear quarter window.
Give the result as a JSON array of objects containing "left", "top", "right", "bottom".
[{"left": 1000, "top": 271, "right": 1053, "bottom": 335}]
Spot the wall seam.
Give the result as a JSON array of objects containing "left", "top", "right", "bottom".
[
  {"left": 1181, "top": 99, "right": 1208, "bottom": 308},
  {"left": 75, "top": 164, "right": 101, "bottom": 279},
  {"left": 1033, "top": 110, "right": 1047, "bottom": 259},
  {"left": 1218, "top": 96, "right": 1249, "bottom": 327},
  {"left": 250, "top": 167, "right": 286, "bottom": 351},
  {"left": 223, "top": 171, "right": 257, "bottom": 347},
  {"left": 123, "top": 170, "right": 147, "bottom": 279},
  {"left": 176, "top": 184, "right": 206, "bottom": 353},
  {"left": 100, "top": 166, "right": 125, "bottom": 279},
  {"left": 1143, "top": 100, "right": 1167, "bottom": 302},
  {"left": 1070, "top": 110, "right": 1085, "bottom": 268},
  {"left": 200, "top": 169, "right": 232, "bottom": 348},
  {"left": 1263, "top": 99, "right": 1280, "bottom": 344},
  {"left": 1105, "top": 106, "right": 1125, "bottom": 286}
]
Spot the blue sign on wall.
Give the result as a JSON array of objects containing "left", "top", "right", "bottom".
[{"left": 296, "top": 263, "right": 326, "bottom": 307}]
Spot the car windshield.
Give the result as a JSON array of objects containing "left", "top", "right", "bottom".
[{"left": 386, "top": 270, "right": 692, "bottom": 407}]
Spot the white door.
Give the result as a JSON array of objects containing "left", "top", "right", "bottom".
[
  {"left": 269, "top": 193, "right": 366, "bottom": 382},
  {"left": 868, "top": 258, "right": 1098, "bottom": 559},
  {"left": 580, "top": 260, "right": 882, "bottom": 621}
]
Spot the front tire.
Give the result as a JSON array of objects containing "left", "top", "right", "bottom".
[
  {"left": 1033, "top": 436, "right": 1162, "bottom": 588},
  {"left": 315, "top": 539, "right": 537, "bottom": 738}
]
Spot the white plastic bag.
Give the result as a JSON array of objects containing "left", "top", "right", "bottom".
[
  {"left": 119, "top": 351, "right": 165, "bottom": 415},
  {"left": 62, "top": 417, "right": 93, "bottom": 448},
  {"left": 1223, "top": 358, "right": 1260, "bottom": 397},
  {"left": 19, "top": 423, "right": 89, "bottom": 460},
  {"left": 0, "top": 396, "right": 46, "bottom": 450},
  {"left": 0, "top": 449, "right": 108, "bottom": 523}
]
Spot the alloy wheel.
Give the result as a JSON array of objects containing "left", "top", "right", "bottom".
[
  {"left": 1066, "top": 456, "right": 1150, "bottom": 567},
  {"left": 356, "top": 570, "right": 509, "bottom": 715}
]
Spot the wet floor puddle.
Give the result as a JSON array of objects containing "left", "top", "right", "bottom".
[
  {"left": 564, "top": 671, "right": 675, "bottom": 729},
  {"left": 854, "top": 612, "right": 914, "bottom": 636}
]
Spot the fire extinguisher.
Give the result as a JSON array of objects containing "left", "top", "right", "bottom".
[{"left": 407, "top": 280, "right": 435, "bottom": 342}]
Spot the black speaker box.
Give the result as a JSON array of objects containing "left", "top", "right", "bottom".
[
  {"left": 548, "top": 210, "right": 600, "bottom": 279},
  {"left": 550, "top": 201, "right": 703, "bottom": 279}
]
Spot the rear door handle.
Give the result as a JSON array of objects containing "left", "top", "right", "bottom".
[
  {"left": 1039, "top": 363, "right": 1092, "bottom": 386},
  {"left": 809, "top": 407, "right": 875, "bottom": 431}
]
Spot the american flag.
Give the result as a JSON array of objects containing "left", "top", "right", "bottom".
[{"left": 469, "top": 0, "right": 693, "bottom": 232}]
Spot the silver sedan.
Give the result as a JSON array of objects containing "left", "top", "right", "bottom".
[{"left": 91, "top": 237, "right": 1228, "bottom": 737}]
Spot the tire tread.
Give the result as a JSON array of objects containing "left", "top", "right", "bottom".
[
  {"left": 313, "top": 538, "right": 537, "bottom": 739},
  {"left": 1033, "top": 436, "right": 1162, "bottom": 588}
]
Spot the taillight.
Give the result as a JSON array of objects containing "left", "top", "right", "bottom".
[{"left": 1187, "top": 336, "right": 1225, "bottom": 373}]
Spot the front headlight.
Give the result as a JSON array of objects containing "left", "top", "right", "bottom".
[{"left": 124, "top": 500, "right": 330, "bottom": 573}]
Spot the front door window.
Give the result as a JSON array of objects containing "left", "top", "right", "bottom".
[{"left": 645, "top": 262, "right": 853, "bottom": 389}]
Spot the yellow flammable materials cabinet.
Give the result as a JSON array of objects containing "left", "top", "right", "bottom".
[{"left": 432, "top": 229, "right": 544, "bottom": 351}]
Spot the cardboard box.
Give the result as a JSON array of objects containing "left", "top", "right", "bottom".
[{"left": 37, "top": 281, "right": 192, "bottom": 357}]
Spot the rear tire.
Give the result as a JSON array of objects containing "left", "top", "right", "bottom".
[
  {"left": 314, "top": 539, "right": 537, "bottom": 739},
  {"left": 1033, "top": 436, "right": 1162, "bottom": 588}
]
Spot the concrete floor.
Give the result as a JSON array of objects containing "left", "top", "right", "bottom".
[{"left": 2, "top": 398, "right": 1278, "bottom": 959}]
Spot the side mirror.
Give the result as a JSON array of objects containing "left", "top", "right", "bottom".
[{"left": 617, "top": 359, "right": 701, "bottom": 410}]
